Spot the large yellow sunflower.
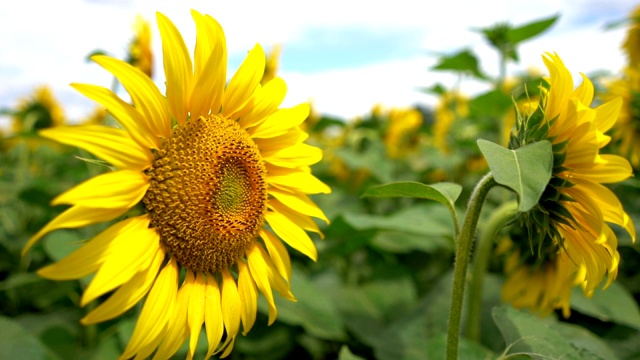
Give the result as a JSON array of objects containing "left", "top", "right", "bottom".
[
  {"left": 502, "top": 53, "right": 636, "bottom": 316},
  {"left": 23, "top": 10, "right": 329, "bottom": 359}
]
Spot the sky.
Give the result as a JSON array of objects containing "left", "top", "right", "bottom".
[{"left": 0, "top": 0, "right": 637, "bottom": 127}]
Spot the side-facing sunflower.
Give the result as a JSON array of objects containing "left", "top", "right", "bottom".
[
  {"left": 11, "top": 85, "right": 65, "bottom": 134},
  {"left": 23, "top": 10, "right": 329, "bottom": 359},
  {"left": 126, "top": 15, "right": 154, "bottom": 78},
  {"left": 501, "top": 53, "right": 636, "bottom": 316}
]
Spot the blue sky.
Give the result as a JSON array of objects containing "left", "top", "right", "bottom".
[{"left": 0, "top": 0, "right": 637, "bottom": 126}]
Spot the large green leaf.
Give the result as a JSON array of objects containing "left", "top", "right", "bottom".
[
  {"left": 431, "top": 49, "right": 488, "bottom": 80},
  {"left": 478, "top": 139, "right": 552, "bottom": 212},
  {"left": 570, "top": 281, "right": 640, "bottom": 330},
  {"left": 507, "top": 15, "right": 559, "bottom": 44},
  {"left": 0, "top": 316, "right": 55, "bottom": 360},
  {"left": 493, "top": 305, "right": 618, "bottom": 359}
]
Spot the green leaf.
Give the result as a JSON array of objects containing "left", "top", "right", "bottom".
[
  {"left": 507, "top": 15, "right": 559, "bottom": 44},
  {"left": 493, "top": 305, "right": 618, "bottom": 359},
  {"left": 338, "top": 346, "right": 366, "bottom": 360},
  {"left": 0, "top": 316, "right": 55, "bottom": 360},
  {"left": 478, "top": 139, "right": 552, "bottom": 212},
  {"left": 431, "top": 49, "right": 488, "bottom": 80},
  {"left": 570, "top": 282, "right": 640, "bottom": 330}
]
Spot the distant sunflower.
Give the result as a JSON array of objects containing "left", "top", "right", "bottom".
[
  {"left": 502, "top": 53, "right": 635, "bottom": 316},
  {"left": 24, "top": 10, "right": 329, "bottom": 359},
  {"left": 622, "top": 5, "right": 640, "bottom": 66},
  {"left": 11, "top": 85, "right": 65, "bottom": 134},
  {"left": 127, "top": 15, "right": 153, "bottom": 78},
  {"left": 433, "top": 91, "right": 468, "bottom": 154},
  {"left": 601, "top": 66, "right": 640, "bottom": 167},
  {"left": 384, "top": 107, "right": 422, "bottom": 159},
  {"left": 261, "top": 44, "right": 282, "bottom": 86}
]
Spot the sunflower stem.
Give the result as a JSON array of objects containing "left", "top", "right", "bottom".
[
  {"left": 446, "top": 172, "right": 496, "bottom": 360},
  {"left": 466, "top": 200, "right": 517, "bottom": 342}
]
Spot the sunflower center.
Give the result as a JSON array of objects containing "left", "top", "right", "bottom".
[{"left": 143, "top": 115, "right": 268, "bottom": 273}]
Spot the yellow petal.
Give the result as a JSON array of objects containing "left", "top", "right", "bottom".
[
  {"left": 154, "top": 277, "right": 190, "bottom": 360},
  {"left": 237, "top": 77, "right": 287, "bottom": 128},
  {"left": 81, "top": 246, "right": 164, "bottom": 324},
  {"left": 23, "top": 205, "right": 128, "bottom": 256},
  {"left": 246, "top": 244, "right": 277, "bottom": 324},
  {"left": 263, "top": 142, "right": 323, "bottom": 168},
  {"left": 187, "top": 272, "right": 206, "bottom": 359},
  {"left": 219, "top": 270, "right": 240, "bottom": 354},
  {"left": 254, "top": 127, "right": 308, "bottom": 152},
  {"left": 122, "top": 258, "right": 179, "bottom": 359},
  {"left": 81, "top": 216, "right": 160, "bottom": 305},
  {"left": 37, "top": 216, "right": 144, "bottom": 280},
  {"left": 269, "top": 186, "right": 329, "bottom": 223},
  {"left": 52, "top": 169, "right": 148, "bottom": 208},
  {"left": 91, "top": 55, "right": 171, "bottom": 139},
  {"left": 265, "top": 211, "right": 317, "bottom": 261},
  {"left": 237, "top": 261, "right": 257, "bottom": 335},
  {"left": 594, "top": 96, "right": 621, "bottom": 134},
  {"left": 204, "top": 275, "right": 224, "bottom": 359},
  {"left": 574, "top": 73, "right": 594, "bottom": 106},
  {"left": 70, "top": 83, "right": 161, "bottom": 150},
  {"left": 571, "top": 154, "right": 632, "bottom": 183},
  {"left": 267, "top": 165, "right": 331, "bottom": 194},
  {"left": 39, "top": 125, "right": 152, "bottom": 171},
  {"left": 222, "top": 44, "right": 265, "bottom": 117},
  {"left": 269, "top": 199, "right": 323, "bottom": 237},
  {"left": 259, "top": 229, "right": 292, "bottom": 282},
  {"left": 190, "top": 10, "right": 226, "bottom": 118},
  {"left": 157, "top": 12, "right": 193, "bottom": 125},
  {"left": 249, "top": 104, "right": 310, "bottom": 138}
]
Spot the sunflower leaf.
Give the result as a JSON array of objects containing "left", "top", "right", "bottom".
[{"left": 478, "top": 139, "right": 552, "bottom": 212}]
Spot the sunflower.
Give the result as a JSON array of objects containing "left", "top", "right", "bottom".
[
  {"left": 502, "top": 53, "right": 636, "bottom": 316},
  {"left": 600, "top": 66, "right": 640, "bottom": 167},
  {"left": 383, "top": 107, "right": 423, "bottom": 159},
  {"left": 127, "top": 15, "right": 154, "bottom": 78},
  {"left": 261, "top": 44, "right": 282, "bottom": 86},
  {"left": 11, "top": 85, "right": 65, "bottom": 134},
  {"left": 23, "top": 10, "right": 329, "bottom": 359},
  {"left": 433, "top": 91, "right": 468, "bottom": 154},
  {"left": 622, "top": 4, "right": 640, "bottom": 66}
]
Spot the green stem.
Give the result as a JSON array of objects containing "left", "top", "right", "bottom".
[
  {"left": 466, "top": 200, "right": 517, "bottom": 342},
  {"left": 446, "top": 172, "right": 496, "bottom": 360}
]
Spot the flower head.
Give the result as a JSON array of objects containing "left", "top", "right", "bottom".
[
  {"left": 126, "top": 15, "right": 153, "bottom": 78},
  {"left": 383, "top": 107, "right": 423, "bottom": 159},
  {"left": 623, "top": 5, "right": 640, "bottom": 66},
  {"left": 433, "top": 91, "right": 468, "bottom": 154},
  {"left": 503, "top": 53, "right": 636, "bottom": 316},
  {"left": 24, "top": 10, "right": 329, "bottom": 359},
  {"left": 11, "top": 85, "right": 65, "bottom": 134}
]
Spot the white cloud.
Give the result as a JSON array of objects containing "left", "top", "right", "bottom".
[{"left": 0, "top": 0, "right": 635, "bottom": 127}]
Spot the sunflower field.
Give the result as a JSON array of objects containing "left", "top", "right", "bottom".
[{"left": 2, "top": 6, "right": 640, "bottom": 360}]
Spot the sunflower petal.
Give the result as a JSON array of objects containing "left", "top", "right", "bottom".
[
  {"left": 122, "top": 258, "right": 179, "bottom": 359},
  {"left": 265, "top": 211, "right": 317, "bottom": 261},
  {"left": 191, "top": 10, "right": 226, "bottom": 118},
  {"left": 52, "top": 169, "right": 148, "bottom": 209},
  {"left": 81, "top": 246, "right": 164, "bottom": 324},
  {"left": 91, "top": 55, "right": 171, "bottom": 139},
  {"left": 204, "top": 275, "right": 224, "bottom": 359},
  {"left": 157, "top": 12, "right": 193, "bottom": 125},
  {"left": 249, "top": 104, "right": 310, "bottom": 138},
  {"left": 37, "top": 216, "right": 143, "bottom": 280},
  {"left": 259, "top": 229, "right": 292, "bottom": 282},
  {"left": 267, "top": 166, "right": 331, "bottom": 194},
  {"left": 23, "top": 205, "right": 128, "bottom": 255},
  {"left": 219, "top": 270, "right": 240, "bottom": 354},
  {"left": 269, "top": 199, "right": 323, "bottom": 237},
  {"left": 71, "top": 83, "right": 161, "bottom": 150},
  {"left": 237, "top": 261, "right": 258, "bottom": 335},
  {"left": 39, "top": 125, "right": 152, "bottom": 171},
  {"left": 237, "top": 77, "right": 287, "bottom": 128},
  {"left": 571, "top": 154, "right": 633, "bottom": 183},
  {"left": 187, "top": 272, "right": 207, "bottom": 359},
  {"left": 154, "top": 278, "right": 190, "bottom": 360},
  {"left": 81, "top": 216, "right": 160, "bottom": 305},
  {"left": 222, "top": 44, "right": 265, "bottom": 117},
  {"left": 594, "top": 96, "right": 622, "bottom": 134},
  {"left": 246, "top": 244, "right": 277, "bottom": 324},
  {"left": 263, "top": 142, "right": 323, "bottom": 168},
  {"left": 269, "top": 186, "right": 329, "bottom": 223}
]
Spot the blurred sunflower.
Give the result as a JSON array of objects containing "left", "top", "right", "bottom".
[
  {"left": 622, "top": 4, "right": 640, "bottom": 66},
  {"left": 600, "top": 66, "right": 640, "bottom": 167},
  {"left": 261, "top": 44, "right": 282, "bottom": 86},
  {"left": 24, "top": 10, "right": 329, "bottom": 359},
  {"left": 433, "top": 91, "right": 468, "bottom": 154},
  {"left": 503, "top": 53, "right": 635, "bottom": 316},
  {"left": 11, "top": 85, "right": 65, "bottom": 134},
  {"left": 384, "top": 107, "right": 423, "bottom": 159},
  {"left": 126, "top": 15, "right": 153, "bottom": 78}
]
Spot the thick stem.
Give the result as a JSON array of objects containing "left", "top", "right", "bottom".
[
  {"left": 466, "top": 200, "right": 517, "bottom": 342},
  {"left": 445, "top": 173, "right": 496, "bottom": 360}
]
